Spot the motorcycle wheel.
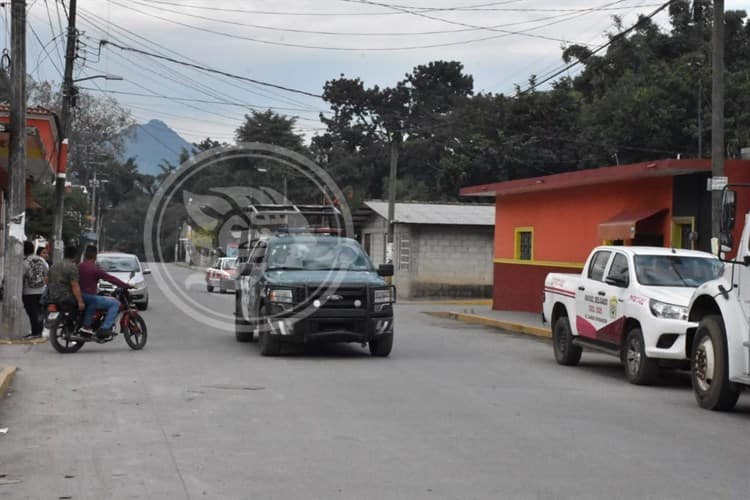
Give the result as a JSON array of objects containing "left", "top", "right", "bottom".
[
  {"left": 123, "top": 314, "right": 148, "bottom": 350},
  {"left": 49, "top": 322, "right": 85, "bottom": 354}
]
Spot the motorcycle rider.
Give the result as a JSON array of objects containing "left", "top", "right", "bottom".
[
  {"left": 47, "top": 245, "right": 86, "bottom": 315},
  {"left": 79, "top": 245, "right": 132, "bottom": 338}
]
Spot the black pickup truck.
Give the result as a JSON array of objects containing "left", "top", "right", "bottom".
[{"left": 234, "top": 233, "right": 395, "bottom": 357}]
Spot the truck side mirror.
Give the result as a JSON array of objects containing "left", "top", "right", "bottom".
[
  {"left": 378, "top": 264, "right": 394, "bottom": 277},
  {"left": 721, "top": 189, "right": 737, "bottom": 232}
]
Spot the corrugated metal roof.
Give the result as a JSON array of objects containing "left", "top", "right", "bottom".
[{"left": 364, "top": 200, "right": 494, "bottom": 226}]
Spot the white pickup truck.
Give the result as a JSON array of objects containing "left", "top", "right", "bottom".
[
  {"left": 687, "top": 187, "right": 750, "bottom": 411},
  {"left": 543, "top": 246, "right": 722, "bottom": 385}
]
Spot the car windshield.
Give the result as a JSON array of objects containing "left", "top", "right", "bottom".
[
  {"left": 219, "top": 258, "right": 237, "bottom": 270},
  {"left": 266, "top": 238, "right": 372, "bottom": 271},
  {"left": 634, "top": 255, "right": 724, "bottom": 287},
  {"left": 98, "top": 255, "right": 140, "bottom": 273}
]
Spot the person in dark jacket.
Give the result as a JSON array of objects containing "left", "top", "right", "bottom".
[{"left": 78, "top": 245, "right": 132, "bottom": 338}]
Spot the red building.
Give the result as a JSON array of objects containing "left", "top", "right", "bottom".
[{"left": 460, "top": 159, "right": 750, "bottom": 313}]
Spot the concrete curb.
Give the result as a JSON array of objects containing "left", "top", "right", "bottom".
[
  {"left": 0, "top": 337, "right": 47, "bottom": 345},
  {"left": 0, "top": 366, "right": 17, "bottom": 399},
  {"left": 402, "top": 299, "right": 492, "bottom": 306},
  {"left": 425, "top": 311, "right": 551, "bottom": 339}
]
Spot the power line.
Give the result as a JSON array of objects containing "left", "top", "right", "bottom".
[
  {"left": 28, "top": 19, "right": 63, "bottom": 77},
  {"left": 41, "top": 0, "right": 64, "bottom": 69},
  {"left": 340, "top": 0, "right": 627, "bottom": 45},
  {"left": 127, "top": 0, "right": 608, "bottom": 37},
  {"left": 142, "top": 0, "right": 521, "bottom": 17},
  {"left": 77, "top": 9, "right": 321, "bottom": 111},
  {"left": 100, "top": 39, "right": 323, "bottom": 99},
  {"left": 109, "top": 0, "right": 593, "bottom": 49},
  {"left": 76, "top": 87, "right": 330, "bottom": 114},
  {"left": 492, "top": 0, "right": 652, "bottom": 92},
  {"left": 517, "top": 0, "right": 674, "bottom": 94}
]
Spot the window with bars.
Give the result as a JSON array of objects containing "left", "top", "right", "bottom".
[
  {"left": 515, "top": 229, "right": 533, "bottom": 261},
  {"left": 399, "top": 239, "right": 410, "bottom": 271}
]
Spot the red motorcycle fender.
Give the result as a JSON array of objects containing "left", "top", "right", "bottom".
[{"left": 120, "top": 311, "right": 137, "bottom": 330}]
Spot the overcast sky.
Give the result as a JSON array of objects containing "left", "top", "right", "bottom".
[{"left": 12, "top": 0, "right": 750, "bottom": 144}]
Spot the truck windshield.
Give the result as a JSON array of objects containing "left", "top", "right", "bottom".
[
  {"left": 634, "top": 255, "right": 724, "bottom": 287},
  {"left": 266, "top": 238, "right": 372, "bottom": 271}
]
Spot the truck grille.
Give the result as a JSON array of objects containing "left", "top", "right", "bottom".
[{"left": 305, "top": 286, "right": 367, "bottom": 309}]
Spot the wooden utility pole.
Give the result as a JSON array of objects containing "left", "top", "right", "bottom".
[
  {"left": 711, "top": 0, "right": 725, "bottom": 237},
  {"left": 1, "top": 0, "right": 27, "bottom": 339},
  {"left": 52, "top": 0, "right": 77, "bottom": 263},
  {"left": 386, "top": 135, "right": 400, "bottom": 264}
]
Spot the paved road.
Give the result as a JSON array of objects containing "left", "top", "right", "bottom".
[{"left": 1, "top": 264, "right": 749, "bottom": 500}]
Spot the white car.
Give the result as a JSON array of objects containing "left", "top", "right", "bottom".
[
  {"left": 543, "top": 246, "right": 723, "bottom": 385},
  {"left": 97, "top": 252, "right": 151, "bottom": 310}
]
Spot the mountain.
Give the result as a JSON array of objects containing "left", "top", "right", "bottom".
[{"left": 121, "top": 119, "right": 193, "bottom": 175}]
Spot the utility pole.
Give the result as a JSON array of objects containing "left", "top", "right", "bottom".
[
  {"left": 698, "top": 75, "right": 703, "bottom": 158},
  {"left": 52, "top": 0, "right": 77, "bottom": 263},
  {"left": 711, "top": 0, "right": 725, "bottom": 237},
  {"left": 90, "top": 168, "right": 97, "bottom": 232},
  {"left": 1, "top": 0, "right": 27, "bottom": 339},
  {"left": 386, "top": 135, "right": 400, "bottom": 265}
]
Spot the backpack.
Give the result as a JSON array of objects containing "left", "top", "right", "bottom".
[{"left": 24, "top": 256, "right": 47, "bottom": 290}]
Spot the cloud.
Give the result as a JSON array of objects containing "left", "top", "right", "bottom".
[{"left": 25, "top": 0, "right": 749, "bottom": 143}]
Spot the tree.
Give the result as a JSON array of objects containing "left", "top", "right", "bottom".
[
  {"left": 27, "top": 81, "right": 134, "bottom": 186},
  {"left": 235, "top": 110, "right": 305, "bottom": 151},
  {"left": 317, "top": 61, "right": 474, "bottom": 201}
]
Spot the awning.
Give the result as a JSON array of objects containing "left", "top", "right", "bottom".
[{"left": 598, "top": 208, "right": 667, "bottom": 240}]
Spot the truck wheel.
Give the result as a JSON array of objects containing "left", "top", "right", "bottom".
[
  {"left": 369, "top": 331, "right": 393, "bottom": 357},
  {"left": 234, "top": 314, "right": 253, "bottom": 342},
  {"left": 691, "top": 315, "right": 740, "bottom": 411},
  {"left": 552, "top": 316, "right": 581, "bottom": 366},
  {"left": 206, "top": 285, "right": 214, "bottom": 293},
  {"left": 623, "top": 327, "right": 659, "bottom": 385}
]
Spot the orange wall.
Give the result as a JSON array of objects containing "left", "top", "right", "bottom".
[{"left": 495, "top": 177, "right": 674, "bottom": 263}]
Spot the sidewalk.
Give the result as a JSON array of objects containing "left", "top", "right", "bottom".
[
  {"left": 423, "top": 304, "right": 550, "bottom": 338},
  {"left": 0, "top": 365, "right": 16, "bottom": 399}
]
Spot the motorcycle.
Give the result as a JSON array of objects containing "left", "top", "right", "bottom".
[{"left": 45, "top": 286, "right": 147, "bottom": 353}]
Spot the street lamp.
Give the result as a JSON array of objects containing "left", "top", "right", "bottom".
[{"left": 73, "top": 74, "right": 124, "bottom": 83}]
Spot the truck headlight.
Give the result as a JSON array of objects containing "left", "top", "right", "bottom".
[
  {"left": 649, "top": 299, "right": 687, "bottom": 321},
  {"left": 268, "top": 288, "right": 293, "bottom": 304},
  {"left": 374, "top": 287, "right": 395, "bottom": 304}
]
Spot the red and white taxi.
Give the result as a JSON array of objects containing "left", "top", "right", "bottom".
[{"left": 205, "top": 257, "right": 239, "bottom": 293}]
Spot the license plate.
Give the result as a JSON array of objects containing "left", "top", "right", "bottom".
[{"left": 47, "top": 312, "right": 59, "bottom": 320}]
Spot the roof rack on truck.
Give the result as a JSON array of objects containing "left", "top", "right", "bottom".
[{"left": 236, "top": 204, "right": 344, "bottom": 261}]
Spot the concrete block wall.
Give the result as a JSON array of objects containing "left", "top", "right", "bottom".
[
  {"left": 358, "top": 216, "right": 494, "bottom": 298},
  {"left": 414, "top": 225, "right": 493, "bottom": 288}
]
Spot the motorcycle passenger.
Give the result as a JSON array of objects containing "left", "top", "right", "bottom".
[
  {"left": 79, "top": 245, "right": 132, "bottom": 338},
  {"left": 47, "top": 245, "right": 86, "bottom": 316}
]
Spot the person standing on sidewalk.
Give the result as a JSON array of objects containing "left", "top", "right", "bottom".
[
  {"left": 78, "top": 245, "right": 132, "bottom": 338},
  {"left": 22, "top": 241, "right": 49, "bottom": 339}
]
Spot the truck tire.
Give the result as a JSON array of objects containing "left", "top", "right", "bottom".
[
  {"left": 623, "top": 327, "right": 659, "bottom": 385},
  {"left": 234, "top": 314, "right": 253, "bottom": 342},
  {"left": 369, "top": 331, "right": 393, "bottom": 357},
  {"left": 553, "top": 316, "right": 581, "bottom": 366},
  {"left": 691, "top": 315, "right": 740, "bottom": 411},
  {"left": 206, "top": 285, "right": 214, "bottom": 293}
]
